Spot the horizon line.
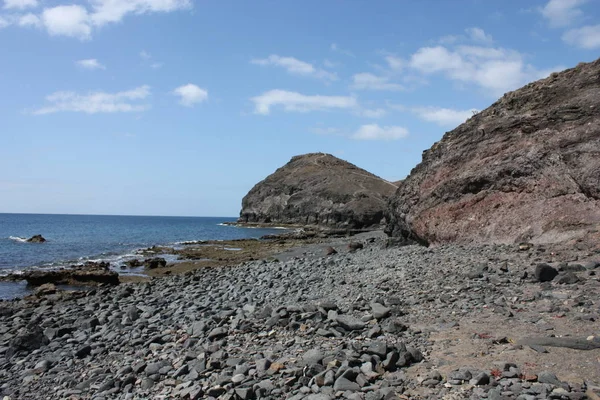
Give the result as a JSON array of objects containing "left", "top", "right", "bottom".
[{"left": 0, "top": 212, "right": 238, "bottom": 219}]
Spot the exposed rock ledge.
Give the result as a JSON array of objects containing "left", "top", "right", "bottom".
[{"left": 2, "top": 262, "right": 119, "bottom": 286}]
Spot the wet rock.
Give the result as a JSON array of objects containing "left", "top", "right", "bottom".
[
  {"left": 26, "top": 235, "right": 46, "bottom": 243},
  {"left": 144, "top": 257, "right": 167, "bottom": 269}
]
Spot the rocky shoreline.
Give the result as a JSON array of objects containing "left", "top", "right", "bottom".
[{"left": 1, "top": 232, "right": 599, "bottom": 399}]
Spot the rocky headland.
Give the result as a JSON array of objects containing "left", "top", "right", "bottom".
[
  {"left": 386, "top": 58, "right": 600, "bottom": 247},
  {"left": 238, "top": 153, "right": 397, "bottom": 230}
]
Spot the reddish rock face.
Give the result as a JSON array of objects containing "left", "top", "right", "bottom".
[{"left": 386, "top": 58, "right": 600, "bottom": 246}]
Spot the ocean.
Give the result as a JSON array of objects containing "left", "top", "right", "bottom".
[{"left": 0, "top": 213, "right": 286, "bottom": 300}]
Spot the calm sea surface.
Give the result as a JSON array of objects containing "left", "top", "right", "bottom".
[{"left": 0, "top": 213, "right": 285, "bottom": 299}]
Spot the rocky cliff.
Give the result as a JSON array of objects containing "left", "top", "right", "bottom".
[
  {"left": 386, "top": 58, "right": 600, "bottom": 246},
  {"left": 239, "top": 153, "right": 397, "bottom": 229}
]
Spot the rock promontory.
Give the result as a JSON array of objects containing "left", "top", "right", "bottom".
[
  {"left": 386, "top": 58, "right": 600, "bottom": 246},
  {"left": 239, "top": 153, "right": 397, "bottom": 229}
]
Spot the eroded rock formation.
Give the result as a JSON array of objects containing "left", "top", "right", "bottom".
[
  {"left": 239, "top": 153, "right": 397, "bottom": 229},
  {"left": 386, "top": 58, "right": 600, "bottom": 246}
]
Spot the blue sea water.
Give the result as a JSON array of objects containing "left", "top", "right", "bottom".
[{"left": 0, "top": 213, "right": 286, "bottom": 299}]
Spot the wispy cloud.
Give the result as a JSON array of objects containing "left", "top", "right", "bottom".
[
  {"left": 172, "top": 84, "right": 208, "bottom": 107},
  {"left": 33, "top": 85, "right": 151, "bottom": 115},
  {"left": 251, "top": 55, "right": 337, "bottom": 82},
  {"left": 540, "top": 0, "right": 587, "bottom": 27},
  {"left": 465, "top": 27, "right": 493, "bottom": 44},
  {"left": 330, "top": 43, "right": 355, "bottom": 57},
  {"left": 139, "top": 50, "right": 163, "bottom": 69},
  {"left": 562, "top": 24, "right": 600, "bottom": 49},
  {"left": 412, "top": 107, "right": 479, "bottom": 127},
  {"left": 3, "top": 0, "right": 38, "bottom": 10},
  {"left": 351, "top": 73, "right": 404, "bottom": 91},
  {"left": 18, "top": 12, "right": 40, "bottom": 27},
  {"left": 352, "top": 124, "right": 409, "bottom": 141},
  {"left": 310, "top": 126, "right": 343, "bottom": 136},
  {"left": 251, "top": 90, "right": 357, "bottom": 115},
  {"left": 310, "top": 124, "right": 409, "bottom": 141},
  {"left": 357, "top": 108, "right": 387, "bottom": 118},
  {"left": 76, "top": 58, "right": 106, "bottom": 70}
]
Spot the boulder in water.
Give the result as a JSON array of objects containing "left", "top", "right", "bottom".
[{"left": 26, "top": 235, "right": 46, "bottom": 243}]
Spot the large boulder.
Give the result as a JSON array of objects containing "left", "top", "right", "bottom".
[
  {"left": 239, "top": 153, "right": 397, "bottom": 229},
  {"left": 386, "top": 58, "right": 600, "bottom": 246}
]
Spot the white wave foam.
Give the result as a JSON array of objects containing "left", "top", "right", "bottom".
[
  {"left": 174, "top": 240, "right": 200, "bottom": 245},
  {"left": 8, "top": 236, "right": 27, "bottom": 243}
]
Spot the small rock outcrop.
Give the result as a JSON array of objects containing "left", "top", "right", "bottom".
[
  {"left": 239, "top": 153, "right": 397, "bottom": 229},
  {"left": 26, "top": 235, "right": 46, "bottom": 243},
  {"left": 3, "top": 261, "right": 119, "bottom": 286},
  {"left": 386, "top": 58, "right": 600, "bottom": 246}
]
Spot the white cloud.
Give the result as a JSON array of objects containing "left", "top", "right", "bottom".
[
  {"left": 251, "top": 55, "right": 337, "bottom": 82},
  {"left": 352, "top": 124, "right": 409, "bottom": 141},
  {"left": 33, "top": 85, "right": 151, "bottom": 115},
  {"left": 18, "top": 12, "right": 40, "bottom": 27},
  {"left": 76, "top": 58, "right": 106, "bottom": 70},
  {"left": 351, "top": 73, "right": 404, "bottom": 91},
  {"left": 89, "top": 0, "right": 192, "bottom": 26},
  {"left": 251, "top": 89, "right": 357, "bottom": 115},
  {"left": 465, "top": 27, "right": 493, "bottom": 44},
  {"left": 385, "top": 55, "right": 404, "bottom": 71},
  {"left": 42, "top": 5, "right": 91, "bottom": 40},
  {"left": 172, "top": 84, "right": 208, "bottom": 107},
  {"left": 0, "top": 15, "right": 9, "bottom": 28},
  {"left": 12, "top": 0, "right": 191, "bottom": 39},
  {"left": 140, "top": 50, "right": 151, "bottom": 60},
  {"left": 540, "top": 0, "right": 587, "bottom": 27},
  {"left": 408, "top": 45, "right": 562, "bottom": 96},
  {"left": 412, "top": 107, "right": 478, "bottom": 127},
  {"left": 563, "top": 24, "right": 600, "bottom": 49},
  {"left": 3, "top": 0, "right": 38, "bottom": 10}
]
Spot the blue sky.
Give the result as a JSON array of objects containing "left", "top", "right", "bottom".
[{"left": 1, "top": 0, "right": 599, "bottom": 217}]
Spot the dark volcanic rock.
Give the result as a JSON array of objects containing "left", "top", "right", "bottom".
[
  {"left": 144, "top": 257, "right": 167, "bottom": 269},
  {"left": 238, "top": 153, "right": 397, "bottom": 229},
  {"left": 7, "top": 261, "right": 119, "bottom": 286},
  {"left": 386, "top": 58, "right": 600, "bottom": 245},
  {"left": 535, "top": 263, "right": 559, "bottom": 282},
  {"left": 26, "top": 234, "right": 46, "bottom": 243}
]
